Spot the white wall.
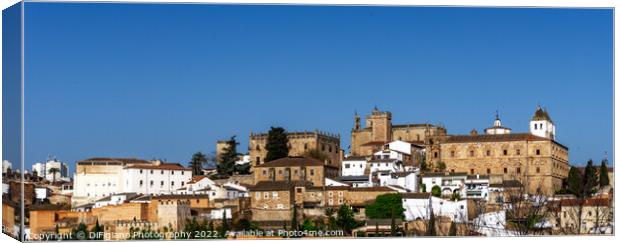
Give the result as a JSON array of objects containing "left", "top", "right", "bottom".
[
  {"left": 124, "top": 168, "right": 191, "bottom": 195},
  {"left": 403, "top": 197, "right": 468, "bottom": 223},
  {"left": 342, "top": 159, "right": 367, "bottom": 176}
]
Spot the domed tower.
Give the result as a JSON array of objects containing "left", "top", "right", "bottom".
[
  {"left": 484, "top": 111, "right": 512, "bottom": 135},
  {"left": 530, "top": 106, "right": 555, "bottom": 140}
]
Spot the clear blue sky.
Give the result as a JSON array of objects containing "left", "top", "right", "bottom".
[{"left": 18, "top": 3, "right": 613, "bottom": 173}]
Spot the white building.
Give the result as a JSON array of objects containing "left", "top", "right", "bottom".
[
  {"left": 32, "top": 162, "right": 46, "bottom": 177},
  {"left": 341, "top": 156, "right": 368, "bottom": 176},
  {"left": 3, "top": 160, "right": 12, "bottom": 174},
  {"left": 39, "top": 158, "right": 69, "bottom": 182},
  {"left": 529, "top": 106, "right": 555, "bottom": 140},
  {"left": 72, "top": 158, "right": 192, "bottom": 206},
  {"left": 402, "top": 193, "right": 468, "bottom": 223},
  {"left": 93, "top": 193, "right": 140, "bottom": 208},
  {"left": 177, "top": 175, "right": 248, "bottom": 199},
  {"left": 472, "top": 211, "right": 518, "bottom": 236},
  {"left": 421, "top": 172, "right": 467, "bottom": 197},
  {"left": 464, "top": 174, "right": 490, "bottom": 200}
]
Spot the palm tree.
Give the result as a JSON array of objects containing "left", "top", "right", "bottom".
[{"left": 48, "top": 167, "right": 60, "bottom": 182}]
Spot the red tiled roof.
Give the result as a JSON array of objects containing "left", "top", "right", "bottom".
[
  {"left": 125, "top": 162, "right": 191, "bottom": 171},
  {"left": 79, "top": 157, "right": 151, "bottom": 164},
  {"left": 443, "top": 133, "right": 568, "bottom": 149}
]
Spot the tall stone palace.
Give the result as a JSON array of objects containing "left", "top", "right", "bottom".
[{"left": 350, "top": 106, "right": 570, "bottom": 195}]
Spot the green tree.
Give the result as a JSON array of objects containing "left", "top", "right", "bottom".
[
  {"left": 599, "top": 158, "right": 610, "bottom": 187},
  {"left": 365, "top": 194, "right": 405, "bottom": 219},
  {"left": 91, "top": 219, "right": 104, "bottom": 240},
  {"left": 220, "top": 211, "right": 229, "bottom": 238},
  {"left": 584, "top": 159, "right": 598, "bottom": 196},
  {"left": 218, "top": 136, "right": 244, "bottom": 176},
  {"left": 336, "top": 204, "right": 358, "bottom": 234},
  {"left": 265, "top": 127, "right": 289, "bottom": 162},
  {"left": 72, "top": 223, "right": 89, "bottom": 240},
  {"left": 190, "top": 152, "right": 207, "bottom": 176},
  {"left": 47, "top": 167, "right": 60, "bottom": 183},
  {"left": 390, "top": 209, "right": 397, "bottom": 236},
  {"left": 567, "top": 166, "right": 583, "bottom": 196},
  {"left": 420, "top": 183, "right": 427, "bottom": 193},
  {"left": 301, "top": 219, "right": 317, "bottom": 231},
  {"left": 431, "top": 185, "right": 441, "bottom": 197}
]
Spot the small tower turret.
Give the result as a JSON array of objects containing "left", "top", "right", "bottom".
[{"left": 530, "top": 106, "right": 555, "bottom": 140}]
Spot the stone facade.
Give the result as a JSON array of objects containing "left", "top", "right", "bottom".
[
  {"left": 350, "top": 108, "right": 446, "bottom": 156},
  {"left": 249, "top": 130, "right": 341, "bottom": 168},
  {"left": 431, "top": 134, "right": 569, "bottom": 195},
  {"left": 253, "top": 157, "right": 338, "bottom": 187},
  {"left": 156, "top": 198, "right": 191, "bottom": 232}
]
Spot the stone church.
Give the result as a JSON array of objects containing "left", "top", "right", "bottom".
[{"left": 350, "top": 106, "right": 570, "bottom": 195}]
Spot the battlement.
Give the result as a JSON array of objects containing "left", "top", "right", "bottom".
[{"left": 250, "top": 129, "right": 341, "bottom": 140}]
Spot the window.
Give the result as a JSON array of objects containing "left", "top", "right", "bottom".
[
  {"left": 517, "top": 167, "right": 521, "bottom": 174},
  {"left": 338, "top": 198, "right": 344, "bottom": 204},
  {"left": 161, "top": 181, "right": 164, "bottom": 186},
  {"left": 487, "top": 168, "right": 491, "bottom": 174},
  {"left": 256, "top": 145, "right": 260, "bottom": 151},
  {"left": 504, "top": 168, "right": 508, "bottom": 174},
  {"left": 329, "top": 145, "right": 332, "bottom": 153},
  {"left": 140, "top": 169, "right": 143, "bottom": 174},
  {"left": 278, "top": 170, "right": 283, "bottom": 175},
  {"left": 256, "top": 157, "right": 261, "bottom": 164},
  {"left": 535, "top": 124, "right": 538, "bottom": 129},
  {"left": 181, "top": 171, "right": 184, "bottom": 175},
  {"left": 503, "top": 150, "right": 508, "bottom": 156},
  {"left": 310, "top": 169, "right": 315, "bottom": 176},
  {"left": 263, "top": 169, "right": 267, "bottom": 175},
  {"left": 322, "top": 144, "right": 325, "bottom": 151},
  {"left": 486, "top": 150, "right": 491, "bottom": 156},
  {"left": 304, "top": 143, "right": 308, "bottom": 150},
  {"left": 536, "top": 149, "right": 541, "bottom": 155},
  {"left": 161, "top": 170, "right": 164, "bottom": 175},
  {"left": 345, "top": 164, "right": 350, "bottom": 168},
  {"left": 450, "top": 151, "right": 455, "bottom": 157},
  {"left": 328, "top": 199, "right": 333, "bottom": 205},
  {"left": 516, "top": 149, "right": 521, "bottom": 155},
  {"left": 171, "top": 171, "right": 174, "bottom": 175},
  {"left": 338, "top": 191, "right": 344, "bottom": 197},
  {"left": 172, "top": 181, "right": 175, "bottom": 186},
  {"left": 139, "top": 180, "right": 143, "bottom": 186},
  {"left": 536, "top": 167, "right": 541, "bottom": 173},
  {"left": 470, "top": 150, "right": 474, "bottom": 157},
  {"left": 451, "top": 169, "right": 455, "bottom": 173},
  {"left": 434, "top": 152, "right": 438, "bottom": 158},
  {"left": 296, "top": 188, "right": 302, "bottom": 193},
  {"left": 150, "top": 180, "right": 154, "bottom": 186},
  {"left": 255, "top": 192, "right": 261, "bottom": 199},
  {"left": 150, "top": 170, "right": 153, "bottom": 174},
  {"left": 181, "top": 181, "right": 184, "bottom": 186},
  {"left": 470, "top": 169, "right": 474, "bottom": 174},
  {"left": 328, "top": 191, "right": 334, "bottom": 197},
  {"left": 264, "top": 193, "right": 269, "bottom": 199},
  {"left": 272, "top": 192, "right": 278, "bottom": 198}
]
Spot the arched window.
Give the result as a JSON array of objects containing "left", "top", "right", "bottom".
[{"left": 534, "top": 124, "right": 538, "bottom": 130}]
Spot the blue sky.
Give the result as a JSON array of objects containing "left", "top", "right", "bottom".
[{"left": 17, "top": 3, "right": 613, "bottom": 173}]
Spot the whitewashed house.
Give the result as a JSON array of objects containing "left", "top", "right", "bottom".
[
  {"left": 402, "top": 193, "right": 469, "bottom": 223},
  {"left": 464, "top": 174, "right": 490, "bottom": 200},
  {"left": 341, "top": 156, "right": 368, "bottom": 176},
  {"left": 421, "top": 172, "right": 467, "bottom": 197}
]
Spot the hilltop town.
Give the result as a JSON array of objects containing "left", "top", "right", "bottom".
[{"left": 2, "top": 107, "right": 614, "bottom": 240}]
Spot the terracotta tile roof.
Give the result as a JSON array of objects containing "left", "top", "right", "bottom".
[
  {"left": 559, "top": 197, "right": 609, "bottom": 207},
  {"left": 255, "top": 156, "right": 325, "bottom": 168},
  {"left": 443, "top": 133, "right": 568, "bottom": 149},
  {"left": 349, "top": 186, "right": 396, "bottom": 192},
  {"left": 343, "top": 156, "right": 369, "bottom": 161},
  {"left": 125, "top": 162, "right": 191, "bottom": 171},
  {"left": 401, "top": 192, "right": 431, "bottom": 199},
  {"left": 78, "top": 157, "right": 151, "bottom": 164},
  {"left": 188, "top": 176, "right": 207, "bottom": 184},
  {"left": 248, "top": 180, "right": 312, "bottom": 191}
]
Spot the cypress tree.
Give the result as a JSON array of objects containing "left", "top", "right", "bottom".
[
  {"left": 584, "top": 159, "right": 597, "bottom": 196},
  {"left": 291, "top": 204, "right": 298, "bottom": 230},
  {"left": 265, "top": 127, "right": 289, "bottom": 162},
  {"left": 448, "top": 221, "right": 457, "bottom": 236},
  {"left": 567, "top": 166, "right": 583, "bottom": 196},
  {"left": 599, "top": 158, "right": 610, "bottom": 187}
]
